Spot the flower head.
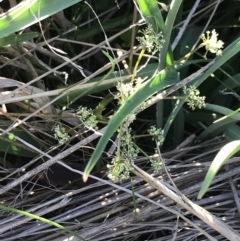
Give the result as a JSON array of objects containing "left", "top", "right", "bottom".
[
  {"left": 137, "top": 24, "right": 165, "bottom": 54},
  {"left": 183, "top": 85, "right": 206, "bottom": 110},
  {"left": 54, "top": 125, "right": 70, "bottom": 144},
  {"left": 200, "top": 29, "right": 224, "bottom": 58}
]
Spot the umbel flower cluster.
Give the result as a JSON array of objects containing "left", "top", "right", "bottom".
[
  {"left": 136, "top": 24, "right": 165, "bottom": 54},
  {"left": 200, "top": 29, "right": 224, "bottom": 58},
  {"left": 183, "top": 85, "right": 206, "bottom": 110}
]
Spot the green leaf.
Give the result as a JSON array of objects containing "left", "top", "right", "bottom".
[
  {"left": 55, "top": 63, "right": 161, "bottom": 105},
  {"left": 137, "top": 0, "right": 165, "bottom": 33},
  {"left": 159, "top": 0, "right": 182, "bottom": 68},
  {"left": 197, "top": 140, "right": 240, "bottom": 199},
  {"left": 0, "top": 32, "right": 38, "bottom": 47},
  {"left": 0, "top": 0, "right": 83, "bottom": 39},
  {"left": 0, "top": 204, "right": 85, "bottom": 241},
  {"left": 197, "top": 104, "right": 240, "bottom": 141},
  {"left": 83, "top": 69, "right": 179, "bottom": 181},
  {"left": 168, "top": 98, "right": 185, "bottom": 147},
  {"left": 224, "top": 124, "right": 240, "bottom": 141}
]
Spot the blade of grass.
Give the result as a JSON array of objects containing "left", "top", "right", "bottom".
[
  {"left": 137, "top": 0, "right": 176, "bottom": 131},
  {"left": 137, "top": 0, "right": 165, "bottom": 33},
  {"left": 0, "top": 63, "right": 162, "bottom": 105},
  {"left": 0, "top": 204, "right": 85, "bottom": 240},
  {"left": 224, "top": 124, "right": 240, "bottom": 141},
  {"left": 159, "top": 0, "right": 182, "bottom": 68},
  {"left": 156, "top": 0, "right": 182, "bottom": 130},
  {"left": 0, "top": 0, "right": 84, "bottom": 39},
  {"left": 163, "top": 99, "right": 185, "bottom": 144},
  {"left": 0, "top": 32, "right": 38, "bottom": 47},
  {"left": 197, "top": 103, "right": 240, "bottom": 141},
  {"left": 197, "top": 140, "right": 240, "bottom": 199}
]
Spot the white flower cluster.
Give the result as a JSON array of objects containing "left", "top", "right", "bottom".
[
  {"left": 107, "top": 157, "right": 132, "bottom": 183},
  {"left": 77, "top": 106, "right": 98, "bottom": 129},
  {"left": 116, "top": 81, "right": 136, "bottom": 105},
  {"left": 200, "top": 29, "right": 224, "bottom": 58},
  {"left": 150, "top": 157, "right": 162, "bottom": 173},
  {"left": 107, "top": 130, "right": 138, "bottom": 182},
  {"left": 137, "top": 24, "right": 165, "bottom": 54},
  {"left": 148, "top": 126, "right": 164, "bottom": 172},
  {"left": 183, "top": 85, "right": 206, "bottom": 110},
  {"left": 54, "top": 125, "right": 70, "bottom": 144},
  {"left": 148, "top": 125, "right": 164, "bottom": 146}
]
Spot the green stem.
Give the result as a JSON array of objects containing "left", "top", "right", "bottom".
[
  {"left": 131, "top": 46, "right": 146, "bottom": 83},
  {"left": 167, "top": 43, "right": 205, "bottom": 71}
]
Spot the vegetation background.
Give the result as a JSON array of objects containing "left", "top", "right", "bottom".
[{"left": 0, "top": 0, "right": 240, "bottom": 240}]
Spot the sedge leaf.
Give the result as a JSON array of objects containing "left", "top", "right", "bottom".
[
  {"left": 198, "top": 141, "right": 240, "bottom": 199},
  {"left": 0, "top": 0, "right": 83, "bottom": 39}
]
